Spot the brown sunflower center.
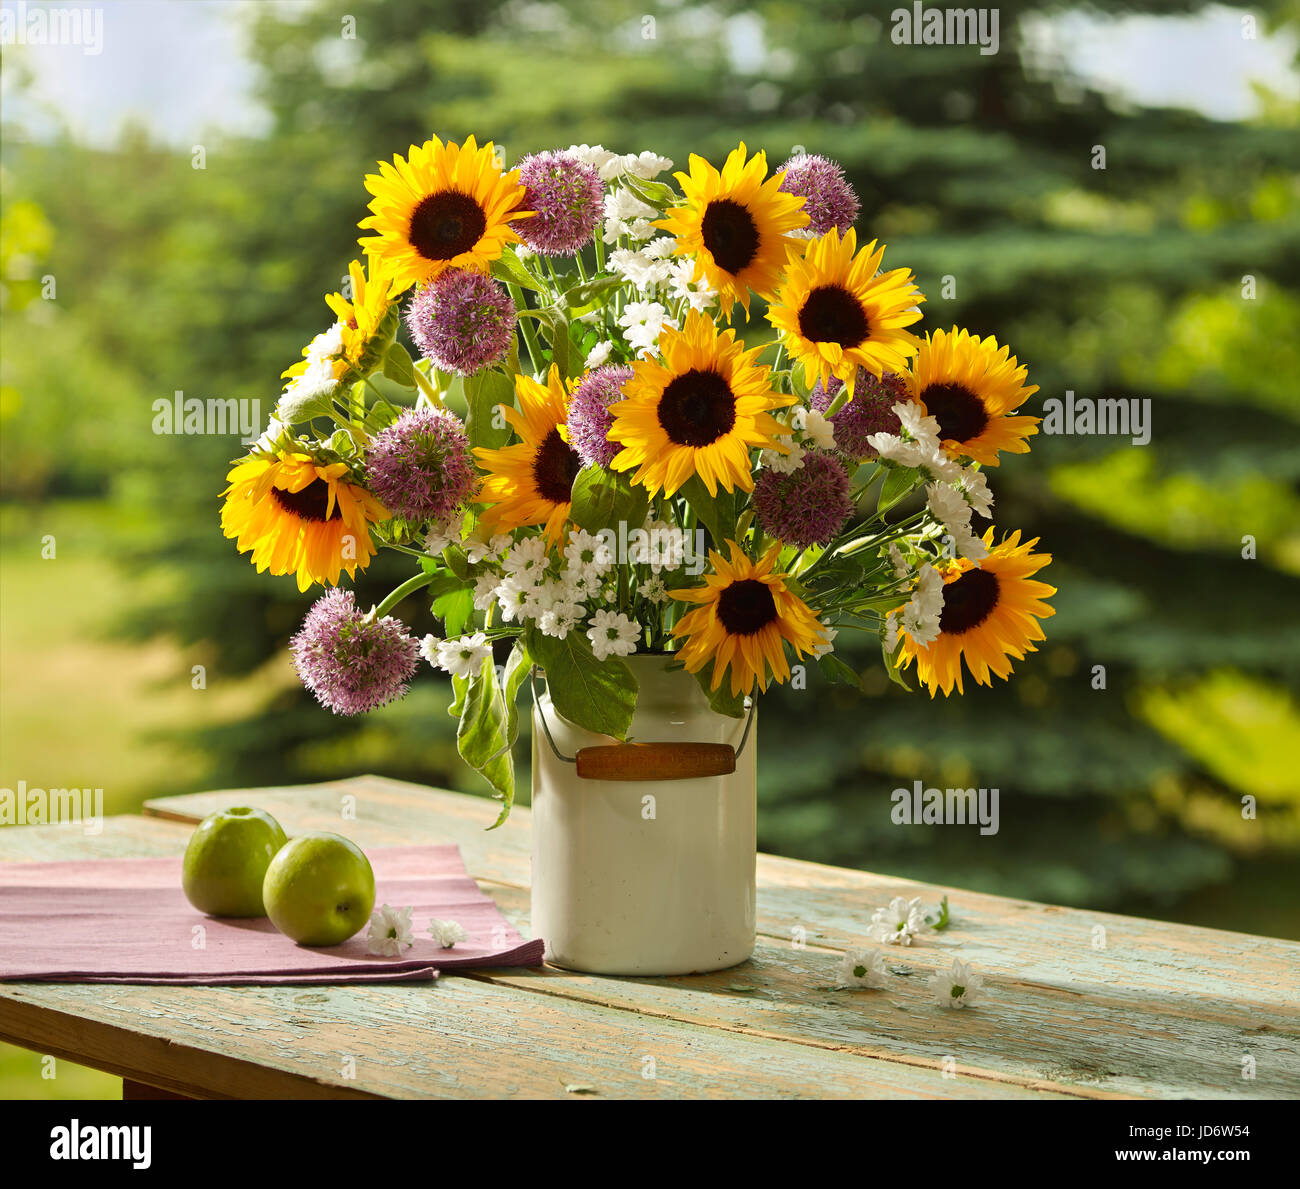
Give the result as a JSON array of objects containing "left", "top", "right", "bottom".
[
  {"left": 408, "top": 190, "right": 487, "bottom": 261},
  {"left": 657, "top": 369, "right": 736, "bottom": 447},
  {"left": 920, "top": 383, "right": 988, "bottom": 444},
  {"left": 701, "top": 199, "right": 760, "bottom": 274},
  {"left": 532, "top": 428, "right": 582, "bottom": 504},
  {"left": 797, "top": 285, "right": 870, "bottom": 348},
  {"left": 938, "top": 568, "right": 1000, "bottom": 635},
  {"left": 717, "top": 579, "right": 778, "bottom": 636},
  {"left": 271, "top": 478, "right": 340, "bottom": 523}
]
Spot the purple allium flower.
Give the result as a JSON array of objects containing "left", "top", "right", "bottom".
[
  {"left": 405, "top": 269, "right": 516, "bottom": 376},
  {"left": 566, "top": 364, "right": 633, "bottom": 467},
  {"left": 365, "top": 407, "right": 475, "bottom": 524},
  {"left": 753, "top": 451, "right": 854, "bottom": 550},
  {"left": 516, "top": 150, "right": 604, "bottom": 255},
  {"left": 291, "top": 588, "right": 420, "bottom": 716},
  {"left": 778, "top": 154, "right": 861, "bottom": 237},
  {"left": 811, "top": 370, "right": 907, "bottom": 461}
]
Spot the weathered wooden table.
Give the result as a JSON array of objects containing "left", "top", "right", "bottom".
[{"left": 1, "top": 776, "right": 1296, "bottom": 1099}]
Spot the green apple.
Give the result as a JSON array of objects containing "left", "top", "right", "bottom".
[
  {"left": 262, "top": 832, "right": 375, "bottom": 946},
  {"left": 181, "top": 806, "right": 288, "bottom": 918}
]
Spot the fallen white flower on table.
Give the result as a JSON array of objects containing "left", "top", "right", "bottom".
[
  {"left": 837, "top": 946, "right": 888, "bottom": 989},
  {"left": 366, "top": 904, "right": 414, "bottom": 957},
  {"left": 869, "top": 895, "right": 932, "bottom": 946},
  {"left": 930, "top": 958, "right": 983, "bottom": 1008},
  {"left": 428, "top": 919, "right": 469, "bottom": 949}
]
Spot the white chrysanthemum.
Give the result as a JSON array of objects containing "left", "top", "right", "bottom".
[
  {"left": 610, "top": 247, "right": 674, "bottom": 291},
  {"left": 471, "top": 571, "right": 500, "bottom": 612},
  {"left": 587, "top": 609, "right": 639, "bottom": 660},
  {"left": 565, "top": 568, "right": 602, "bottom": 601},
  {"left": 564, "top": 528, "right": 614, "bottom": 577},
  {"left": 837, "top": 946, "right": 888, "bottom": 989},
  {"left": 927, "top": 482, "right": 988, "bottom": 562},
  {"left": 539, "top": 601, "right": 583, "bottom": 639},
  {"left": 603, "top": 187, "right": 658, "bottom": 243},
  {"left": 901, "top": 564, "right": 945, "bottom": 646},
  {"left": 801, "top": 409, "right": 837, "bottom": 451},
  {"left": 502, "top": 535, "right": 550, "bottom": 584},
  {"left": 366, "top": 903, "right": 415, "bottom": 957},
  {"left": 811, "top": 625, "right": 838, "bottom": 658},
  {"left": 618, "top": 300, "right": 675, "bottom": 355},
  {"left": 761, "top": 439, "right": 805, "bottom": 475},
  {"left": 930, "top": 958, "right": 983, "bottom": 1009},
  {"left": 884, "top": 611, "right": 901, "bottom": 652},
  {"left": 637, "top": 520, "right": 686, "bottom": 571},
  {"left": 667, "top": 257, "right": 718, "bottom": 313},
  {"left": 895, "top": 400, "right": 941, "bottom": 446},
  {"left": 869, "top": 896, "right": 932, "bottom": 946},
  {"left": 253, "top": 415, "right": 291, "bottom": 456},
  {"left": 428, "top": 632, "right": 492, "bottom": 679},
  {"left": 428, "top": 918, "right": 469, "bottom": 949},
  {"left": 637, "top": 575, "right": 669, "bottom": 604},
  {"left": 625, "top": 150, "right": 673, "bottom": 179},
  {"left": 497, "top": 574, "right": 541, "bottom": 623},
  {"left": 586, "top": 339, "right": 615, "bottom": 368},
  {"left": 567, "top": 143, "right": 619, "bottom": 174},
  {"left": 423, "top": 512, "right": 465, "bottom": 557},
  {"left": 960, "top": 465, "right": 994, "bottom": 518},
  {"left": 464, "top": 532, "right": 512, "bottom": 565},
  {"left": 887, "top": 542, "right": 910, "bottom": 579}
]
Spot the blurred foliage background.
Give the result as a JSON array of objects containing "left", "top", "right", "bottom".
[{"left": 2, "top": 0, "right": 1298, "bottom": 1094}]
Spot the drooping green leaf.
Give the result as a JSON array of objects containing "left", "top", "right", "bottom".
[
  {"left": 818, "top": 652, "right": 865, "bottom": 691},
  {"left": 561, "top": 275, "right": 621, "bottom": 316},
  {"left": 490, "top": 251, "right": 545, "bottom": 292},
  {"left": 691, "top": 664, "right": 747, "bottom": 718},
  {"left": 464, "top": 368, "right": 515, "bottom": 450},
  {"left": 569, "top": 465, "right": 648, "bottom": 535},
  {"left": 528, "top": 630, "right": 637, "bottom": 739},
  {"left": 878, "top": 465, "right": 923, "bottom": 512},
  {"left": 381, "top": 339, "right": 417, "bottom": 388},
  {"left": 454, "top": 656, "right": 517, "bottom": 821},
  {"left": 432, "top": 585, "right": 475, "bottom": 637}
]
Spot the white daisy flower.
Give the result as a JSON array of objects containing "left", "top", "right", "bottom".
[
  {"left": 609, "top": 247, "right": 673, "bottom": 291},
  {"left": 617, "top": 300, "right": 674, "bottom": 355},
  {"left": 567, "top": 143, "right": 619, "bottom": 174},
  {"left": 586, "top": 339, "right": 616, "bottom": 368},
  {"left": 901, "top": 564, "right": 945, "bottom": 646},
  {"left": 539, "top": 601, "right": 583, "bottom": 640},
  {"left": 930, "top": 958, "right": 983, "bottom": 1009},
  {"left": 496, "top": 574, "right": 540, "bottom": 623},
  {"left": 927, "top": 482, "right": 988, "bottom": 562},
  {"left": 837, "top": 946, "right": 888, "bottom": 989},
  {"left": 502, "top": 535, "right": 550, "bottom": 583},
  {"left": 869, "top": 896, "right": 932, "bottom": 946},
  {"left": 625, "top": 150, "right": 673, "bottom": 179},
  {"left": 564, "top": 528, "right": 614, "bottom": 577},
  {"left": 666, "top": 258, "right": 718, "bottom": 313},
  {"left": 428, "top": 918, "right": 469, "bottom": 949},
  {"left": 432, "top": 632, "right": 492, "bottom": 679},
  {"left": 959, "top": 465, "right": 994, "bottom": 518},
  {"left": 603, "top": 187, "right": 658, "bottom": 244},
  {"left": 472, "top": 571, "right": 500, "bottom": 612},
  {"left": 637, "top": 575, "right": 669, "bottom": 604},
  {"left": 423, "top": 511, "right": 465, "bottom": 557},
  {"left": 464, "top": 532, "right": 512, "bottom": 564},
  {"left": 760, "top": 439, "right": 805, "bottom": 474},
  {"left": 587, "top": 609, "right": 640, "bottom": 660},
  {"left": 565, "top": 568, "right": 602, "bottom": 601},
  {"left": 366, "top": 904, "right": 415, "bottom": 957}
]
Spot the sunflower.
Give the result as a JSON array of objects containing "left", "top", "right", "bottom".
[
  {"left": 906, "top": 327, "right": 1040, "bottom": 466},
  {"left": 767, "top": 228, "right": 924, "bottom": 397},
  {"left": 608, "top": 309, "right": 794, "bottom": 497},
  {"left": 358, "top": 136, "right": 532, "bottom": 293},
  {"left": 656, "top": 142, "right": 809, "bottom": 317},
  {"left": 896, "top": 530, "right": 1055, "bottom": 697},
  {"left": 671, "top": 541, "right": 827, "bottom": 697},
  {"left": 474, "top": 365, "right": 581, "bottom": 545},
  {"left": 281, "top": 256, "right": 398, "bottom": 391},
  {"left": 221, "top": 452, "right": 389, "bottom": 592}
]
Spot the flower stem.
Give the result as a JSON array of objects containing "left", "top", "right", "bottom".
[
  {"left": 410, "top": 365, "right": 446, "bottom": 410},
  {"left": 375, "top": 572, "right": 434, "bottom": 618}
]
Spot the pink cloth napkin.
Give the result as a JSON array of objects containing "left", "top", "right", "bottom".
[{"left": 0, "top": 844, "right": 543, "bottom": 985}]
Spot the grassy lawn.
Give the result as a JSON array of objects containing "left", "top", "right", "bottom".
[{"left": 0, "top": 499, "right": 268, "bottom": 1099}]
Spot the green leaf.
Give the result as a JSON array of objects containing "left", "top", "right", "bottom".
[
  {"left": 455, "top": 657, "right": 517, "bottom": 820},
  {"left": 528, "top": 630, "right": 637, "bottom": 739},
  {"left": 443, "top": 545, "right": 471, "bottom": 581},
  {"left": 569, "top": 465, "right": 649, "bottom": 535},
  {"left": 928, "top": 895, "right": 951, "bottom": 932},
  {"left": 561, "top": 275, "right": 621, "bottom": 316},
  {"left": 464, "top": 369, "right": 515, "bottom": 450},
  {"left": 490, "top": 251, "right": 544, "bottom": 292},
  {"left": 432, "top": 586, "right": 474, "bottom": 638},
  {"left": 381, "top": 340, "right": 417, "bottom": 389},
  {"left": 535, "top": 305, "right": 570, "bottom": 381},
  {"left": 818, "top": 653, "right": 865, "bottom": 691},
  {"left": 878, "top": 465, "right": 923, "bottom": 512},
  {"left": 679, "top": 475, "right": 737, "bottom": 549},
  {"left": 691, "top": 664, "right": 747, "bottom": 718}
]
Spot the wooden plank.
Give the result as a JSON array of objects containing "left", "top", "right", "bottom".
[
  {"left": 0, "top": 814, "right": 1065, "bottom": 1099},
  {"left": 140, "top": 779, "right": 1300, "bottom": 1099}
]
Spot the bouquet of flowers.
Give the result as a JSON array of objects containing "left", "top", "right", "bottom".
[{"left": 221, "top": 136, "right": 1055, "bottom": 825}]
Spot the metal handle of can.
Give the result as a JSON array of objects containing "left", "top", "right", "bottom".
[{"left": 530, "top": 667, "right": 756, "bottom": 782}]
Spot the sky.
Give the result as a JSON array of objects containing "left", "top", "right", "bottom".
[{"left": 1, "top": 0, "right": 1297, "bottom": 148}]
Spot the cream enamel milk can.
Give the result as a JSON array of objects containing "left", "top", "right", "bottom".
[{"left": 530, "top": 654, "right": 756, "bottom": 975}]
